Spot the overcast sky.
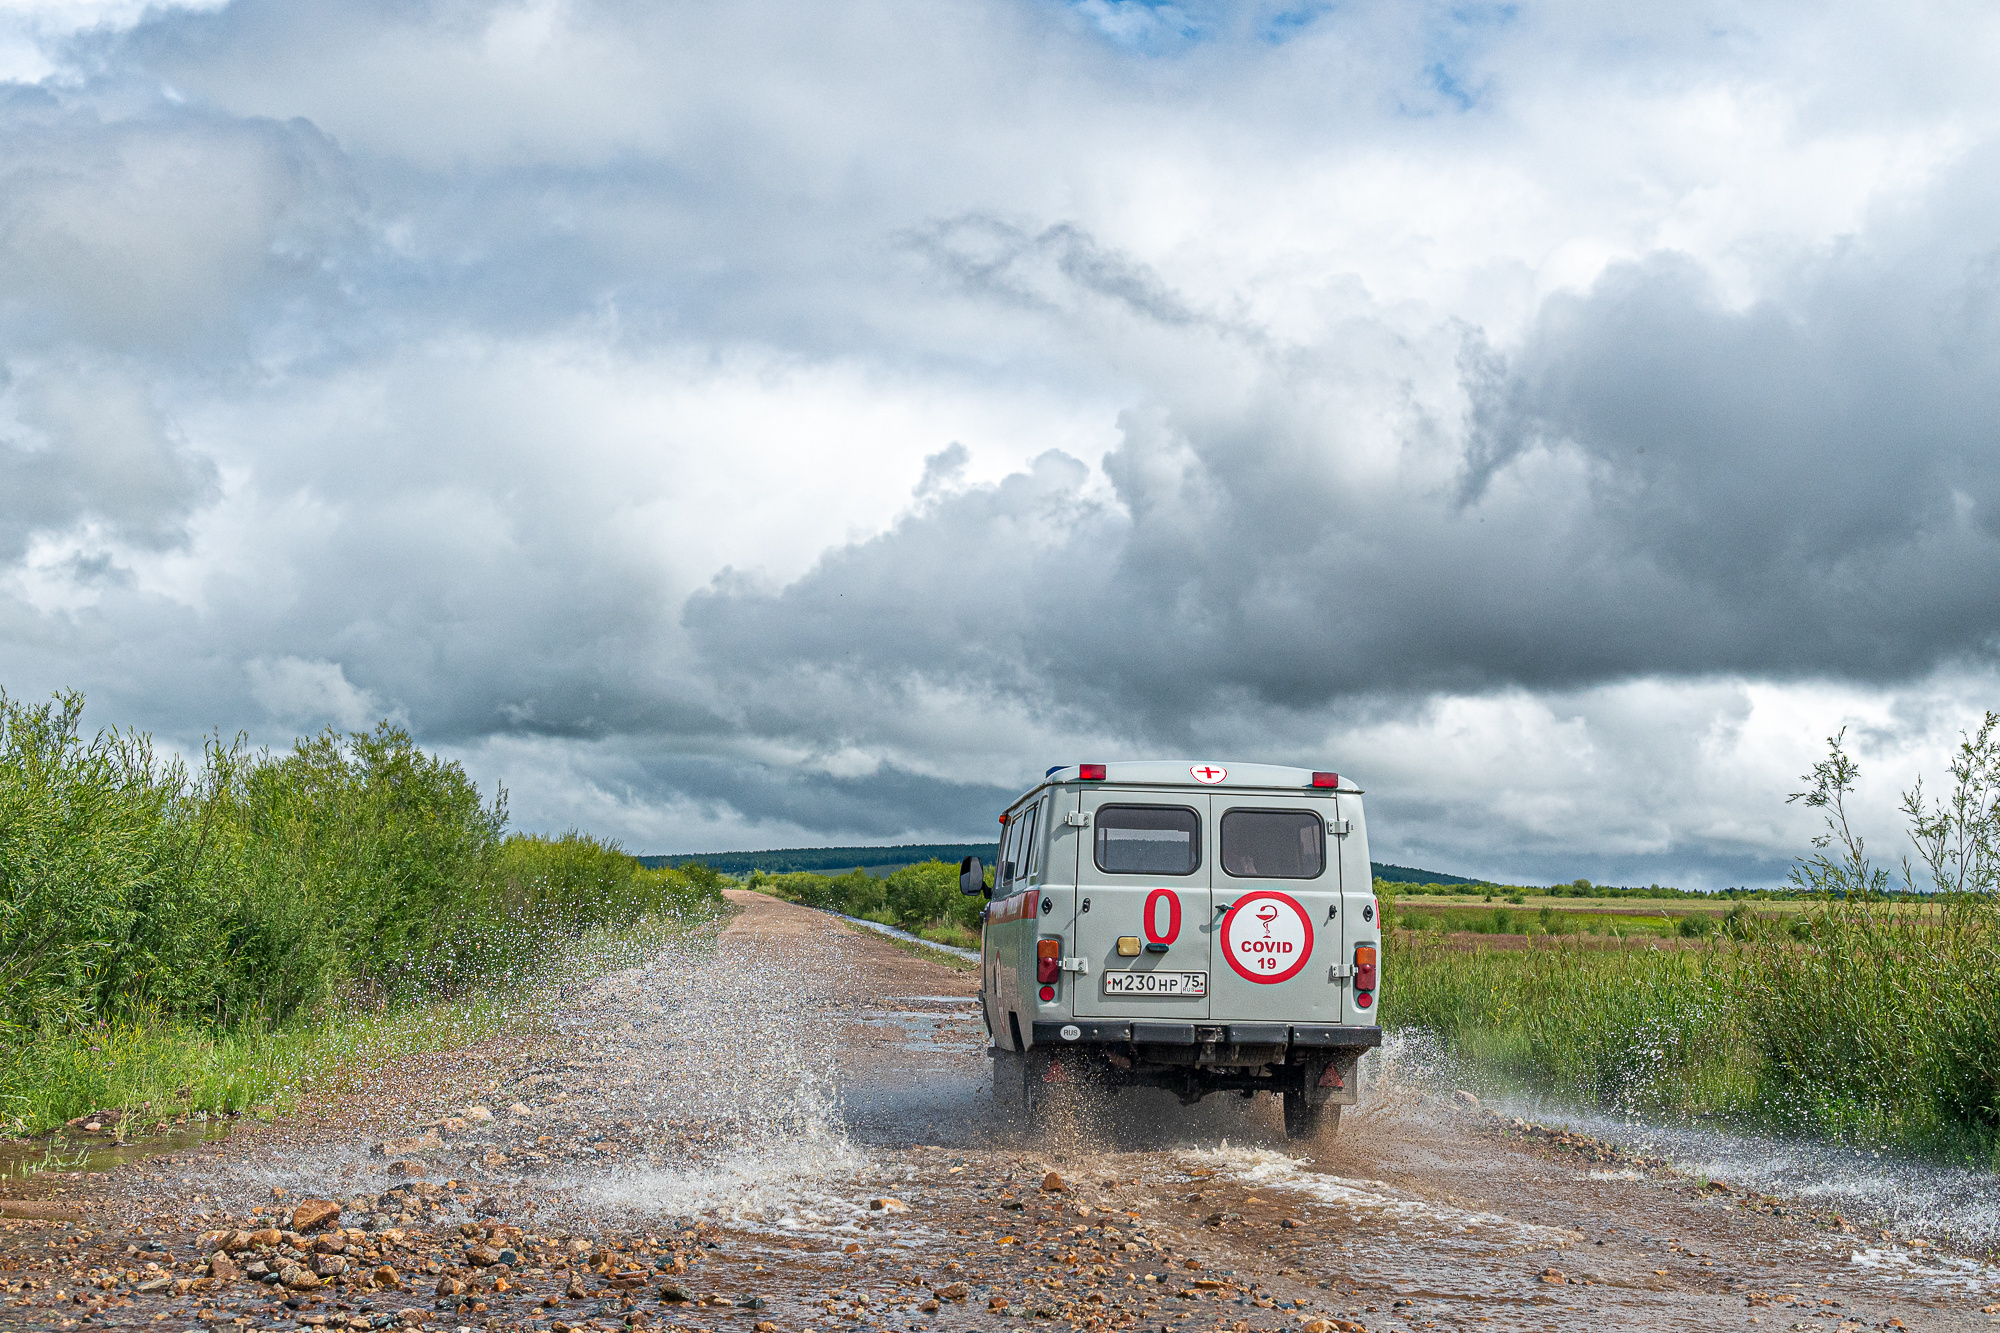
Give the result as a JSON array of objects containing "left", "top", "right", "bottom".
[{"left": 2, "top": 0, "right": 1997, "bottom": 886}]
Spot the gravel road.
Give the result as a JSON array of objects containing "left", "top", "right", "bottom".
[{"left": 2, "top": 890, "right": 1995, "bottom": 1332}]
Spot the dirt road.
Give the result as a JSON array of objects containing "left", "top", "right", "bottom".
[{"left": 2, "top": 890, "right": 1993, "bottom": 1332}]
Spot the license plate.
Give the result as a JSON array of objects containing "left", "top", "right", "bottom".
[{"left": 1103, "top": 970, "right": 1207, "bottom": 996}]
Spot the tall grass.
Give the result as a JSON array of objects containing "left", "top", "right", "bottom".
[
  {"left": 0, "top": 689, "right": 727, "bottom": 1133},
  {"left": 1388, "top": 937, "right": 1754, "bottom": 1119},
  {"left": 1736, "top": 890, "right": 2000, "bottom": 1158},
  {"left": 1388, "top": 717, "right": 2000, "bottom": 1166}
]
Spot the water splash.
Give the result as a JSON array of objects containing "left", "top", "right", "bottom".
[{"left": 1179, "top": 1143, "right": 1576, "bottom": 1252}]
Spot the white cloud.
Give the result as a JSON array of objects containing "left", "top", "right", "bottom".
[
  {"left": 0, "top": 0, "right": 1995, "bottom": 884},
  {"left": 244, "top": 655, "right": 386, "bottom": 732}
]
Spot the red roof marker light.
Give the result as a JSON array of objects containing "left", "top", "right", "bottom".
[
  {"left": 1311, "top": 772, "right": 1340, "bottom": 788},
  {"left": 1078, "top": 764, "right": 1107, "bottom": 781}
]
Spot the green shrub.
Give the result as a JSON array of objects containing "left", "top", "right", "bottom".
[
  {"left": 0, "top": 689, "right": 726, "bottom": 1041},
  {"left": 885, "top": 860, "right": 985, "bottom": 933}
]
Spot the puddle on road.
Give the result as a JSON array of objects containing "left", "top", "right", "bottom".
[
  {"left": 1501, "top": 1099, "right": 2000, "bottom": 1265},
  {"left": 854, "top": 1008, "right": 984, "bottom": 1052},
  {"left": 0, "top": 1120, "right": 232, "bottom": 1184},
  {"left": 1183, "top": 1144, "right": 1577, "bottom": 1255}
]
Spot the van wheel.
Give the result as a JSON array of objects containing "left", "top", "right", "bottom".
[
  {"left": 993, "top": 1050, "right": 1026, "bottom": 1114},
  {"left": 1282, "top": 1092, "right": 1340, "bottom": 1140},
  {"left": 995, "top": 1049, "right": 1061, "bottom": 1127}
]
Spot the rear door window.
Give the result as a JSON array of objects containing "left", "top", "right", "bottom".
[
  {"left": 1093, "top": 805, "right": 1202, "bottom": 876},
  {"left": 1220, "top": 808, "right": 1325, "bottom": 879}
]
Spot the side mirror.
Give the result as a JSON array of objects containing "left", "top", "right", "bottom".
[{"left": 960, "top": 856, "right": 986, "bottom": 897}]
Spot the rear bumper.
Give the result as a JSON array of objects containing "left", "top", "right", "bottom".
[
  {"left": 1013, "top": 1020, "right": 1378, "bottom": 1103},
  {"left": 1028, "top": 1020, "right": 1382, "bottom": 1049}
]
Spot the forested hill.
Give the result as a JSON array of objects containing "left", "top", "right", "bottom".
[
  {"left": 1370, "top": 861, "right": 1479, "bottom": 886},
  {"left": 636, "top": 844, "right": 999, "bottom": 875},
  {"left": 641, "top": 843, "right": 1471, "bottom": 884}
]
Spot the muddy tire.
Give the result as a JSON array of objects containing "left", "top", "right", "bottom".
[
  {"left": 993, "top": 1050, "right": 1051, "bottom": 1126},
  {"left": 1282, "top": 1092, "right": 1340, "bottom": 1140},
  {"left": 992, "top": 1050, "right": 1027, "bottom": 1114}
]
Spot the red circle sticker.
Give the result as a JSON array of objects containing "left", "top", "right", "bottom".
[
  {"left": 1189, "top": 764, "right": 1228, "bottom": 784},
  {"left": 1220, "top": 891, "right": 1314, "bottom": 984}
]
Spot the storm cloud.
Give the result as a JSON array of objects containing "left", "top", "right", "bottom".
[{"left": 0, "top": 0, "right": 1996, "bottom": 883}]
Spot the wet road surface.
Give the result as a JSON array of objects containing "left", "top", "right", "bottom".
[{"left": 3, "top": 889, "right": 1996, "bottom": 1331}]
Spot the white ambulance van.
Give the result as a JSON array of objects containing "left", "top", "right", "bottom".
[{"left": 960, "top": 761, "right": 1382, "bottom": 1138}]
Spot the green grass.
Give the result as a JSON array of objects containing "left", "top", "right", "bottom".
[
  {"left": 0, "top": 994, "right": 518, "bottom": 1137},
  {"left": 1387, "top": 935, "right": 1753, "bottom": 1118},
  {"left": 0, "top": 899, "right": 734, "bottom": 1137},
  {"left": 914, "top": 922, "right": 981, "bottom": 950},
  {"left": 1387, "top": 896, "right": 2000, "bottom": 1166}
]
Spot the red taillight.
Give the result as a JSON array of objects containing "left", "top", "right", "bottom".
[
  {"left": 1354, "top": 944, "right": 1378, "bottom": 993},
  {"left": 1037, "top": 937, "right": 1061, "bottom": 984},
  {"left": 1312, "top": 772, "right": 1340, "bottom": 788},
  {"left": 1039, "top": 985, "right": 1056, "bottom": 1001},
  {"left": 1355, "top": 992, "right": 1373, "bottom": 1008},
  {"left": 1078, "top": 764, "right": 1106, "bottom": 780}
]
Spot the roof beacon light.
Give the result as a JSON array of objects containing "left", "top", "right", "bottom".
[
  {"left": 1311, "top": 772, "right": 1340, "bottom": 788},
  {"left": 1078, "top": 764, "right": 1107, "bottom": 781}
]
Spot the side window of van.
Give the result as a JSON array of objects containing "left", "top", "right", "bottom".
[
  {"left": 1220, "top": 809, "right": 1325, "bottom": 879},
  {"left": 1094, "top": 805, "right": 1201, "bottom": 876},
  {"left": 998, "top": 811, "right": 1023, "bottom": 892},
  {"left": 1022, "top": 800, "right": 1044, "bottom": 883}
]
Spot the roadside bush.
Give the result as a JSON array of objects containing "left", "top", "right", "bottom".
[
  {"left": 885, "top": 859, "right": 985, "bottom": 934},
  {"left": 753, "top": 859, "right": 985, "bottom": 939},
  {"left": 752, "top": 867, "right": 887, "bottom": 919},
  {"left": 0, "top": 689, "right": 725, "bottom": 1042}
]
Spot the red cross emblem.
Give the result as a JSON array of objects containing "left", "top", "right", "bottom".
[{"left": 1190, "top": 764, "right": 1228, "bottom": 784}]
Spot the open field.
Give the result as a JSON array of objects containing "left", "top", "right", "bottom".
[{"left": 1389, "top": 891, "right": 1815, "bottom": 913}]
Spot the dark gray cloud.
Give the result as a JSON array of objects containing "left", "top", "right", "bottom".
[{"left": 693, "top": 168, "right": 2000, "bottom": 737}]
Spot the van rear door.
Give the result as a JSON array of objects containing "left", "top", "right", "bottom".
[
  {"left": 1068, "top": 790, "right": 1212, "bottom": 1021},
  {"left": 1206, "top": 793, "right": 1344, "bottom": 1025}
]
